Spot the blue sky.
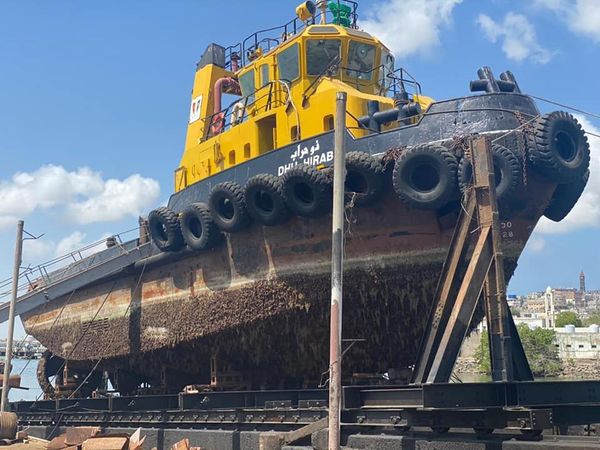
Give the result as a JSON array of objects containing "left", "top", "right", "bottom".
[{"left": 0, "top": 0, "right": 599, "bottom": 336}]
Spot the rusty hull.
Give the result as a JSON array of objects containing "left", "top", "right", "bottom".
[{"left": 21, "top": 173, "right": 555, "bottom": 388}]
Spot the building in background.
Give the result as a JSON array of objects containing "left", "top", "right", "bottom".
[{"left": 555, "top": 325, "right": 600, "bottom": 359}]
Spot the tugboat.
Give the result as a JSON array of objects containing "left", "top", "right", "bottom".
[{"left": 19, "top": 1, "right": 590, "bottom": 397}]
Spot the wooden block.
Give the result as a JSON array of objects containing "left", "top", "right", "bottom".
[
  {"left": 48, "top": 434, "right": 67, "bottom": 450},
  {"left": 171, "top": 438, "right": 189, "bottom": 450},
  {"left": 258, "top": 432, "right": 284, "bottom": 450},
  {"left": 82, "top": 436, "right": 129, "bottom": 450},
  {"left": 66, "top": 427, "right": 102, "bottom": 446},
  {"left": 16, "top": 431, "right": 28, "bottom": 440},
  {"left": 129, "top": 427, "right": 146, "bottom": 450}
]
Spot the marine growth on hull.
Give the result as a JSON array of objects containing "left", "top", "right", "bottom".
[{"left": 24, "top": 0, "right": 591, "bottom": 397}]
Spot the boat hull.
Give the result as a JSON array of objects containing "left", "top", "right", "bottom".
[{"left": 22, "top": 170, "right": 555, "bottom": 390}]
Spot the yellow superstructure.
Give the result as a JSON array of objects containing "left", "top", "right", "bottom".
[{"left": 176, "top": 17, "right": 433, "bottom": 192}]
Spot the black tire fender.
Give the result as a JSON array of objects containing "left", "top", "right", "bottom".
[
  {"left": 245, "top": 174, "right": 289, "bottom": 226},
  {"left": 544, "top": 170, "right": 589, "bottom": 222},
  {"left": 392, "top": 143, "right": 458, "bottom": 210},
  {"left": 528, "top": 111, "right": 590, "bottom": 182},
  {"left": 282, "top": 164, "right": 332, "bottom": 218},
  {"left": 148, "top": 207, "right": 184, "bottom": 252},
  {"left": 458, "top": 144, "right": 522, "bottom": 205},
  {"left": 345, "top": 151, "right": 385, "bottom": 207},
  {"left": 208, "top": 181, "right": 250, "bottom": 232},
  {"left": 180, "top": 202, "right": 221, "bottom": 250}
]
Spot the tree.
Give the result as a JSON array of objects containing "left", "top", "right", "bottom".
[
  {"left": 583, "top": 311, "right": 600, "bottom": 326},
  {"left": 476, "top": 324, "right": 561, "bottom": 377},
  {"left": 517, "top": 324, "right": 562, "bottom": 377},
  {"left": 475, "top": 330, "right": 490, "bottom": 374},
  {"left": 555, "top": 311, "right": 582, "bottom": 327}
]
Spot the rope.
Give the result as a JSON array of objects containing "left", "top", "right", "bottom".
[
  {"left": 18, "top": 256, "right": 149, "bottom": 437},
  {"left": 527, "top": 95, "right": 600, "bottom": 139},
  {"left": 276, "top": 80, "right": 301, "bottom": 140},
  {"left": 490, "top": 114, "right": 540, "bottom": 144},
  {"left": 24, "top": 280, "right": 117, "bottom": 408},
  {"left": 529, "top": 95, "right": 600, "bottom": 121},
  {"left": 66, "top": 258, "right": 148, "bottom": 399},
  {"left": 17, "top": 288, "right": 75, "bottom": 376}
]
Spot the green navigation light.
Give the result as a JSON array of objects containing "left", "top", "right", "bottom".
[{"left": 328, "top": 2, "right": 352, "bottom": 27}]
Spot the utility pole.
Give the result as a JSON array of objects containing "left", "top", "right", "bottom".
[
  {"left": 1, "top": 220, "right": 24, "bottom": 412},
  {"left": 328, "top": 92, "right": 346, "bottom": 450}
]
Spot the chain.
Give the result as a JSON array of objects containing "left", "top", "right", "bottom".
[
  {"left": 451, "top": 135, "right": 471, "bottom": 159},
  {"left": 382, "top": 146, "right": 405, "bottom": 170},
  {"left": 514, "top": 111, "right": 537, "bottom": 187}
]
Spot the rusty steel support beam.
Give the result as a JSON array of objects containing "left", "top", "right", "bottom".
[
  {"left": 426, "top": 225, "right": 494, "bottom": 383},
  {"left": 412, "top": 136, "right": 532, "bottom": 385},
  {"left": 471, "top": 137, "right": 513, "bottom": 382},
  {"left": 411, "top": 194, "right": 476, "bottom": 383}
]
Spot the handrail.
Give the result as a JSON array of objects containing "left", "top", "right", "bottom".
[
  {"left": 0, "top": 227, "right": 143, "bottom": 303},
  {"left": 201, "top": 81, "right": 290, "bottom": 142},
  {"left": 232, "top": 0, "right": 359, "bottom": 68}
]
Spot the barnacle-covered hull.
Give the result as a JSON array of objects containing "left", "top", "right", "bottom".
[{"left": 22, "top": 172, "right": 555, "bottom": 392}]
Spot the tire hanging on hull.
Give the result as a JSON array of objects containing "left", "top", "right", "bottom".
[
  {"left": 544, "top": 170, "right": 590, "bottom": 222},
  {"left": 458, "top": 144, "right": 522, "bottom": 207},
  {"left": 245, "top": 174, "right": 289, "bottom": 226},
  {"left": 282, "top": 164, "right": 333, "bottom": 217},
  {"left": 209, "top": 181, "right": 250, "bottom": 232},
  {"left": 392, "top": 143, "right": 459, "bottom": 210},
  {"left": 344, "top": 151, "right": 386, "bottom": 207},
  {"left": 180, "top": 202, "right": 221, "bottom": 250},
  {"left": 527, "top": 111, "right": 590, "bottom": 182},
  {"left": 148, "top": 207, "right": 184, "bottom": 252}
]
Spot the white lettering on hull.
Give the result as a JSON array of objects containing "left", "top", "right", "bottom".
[{"left": 277, "top": 139, "right": 333, "bottom": 176}]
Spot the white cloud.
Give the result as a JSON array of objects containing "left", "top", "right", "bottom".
[
  {"left": 0, "top": 165, "right": 160, "bottom": 230},
  {"left": 54, "top": 231, "right": 89, "bottom": 256},
  {"left": 528, "top": 236, "right": 547, "bottom": 253},
  {"left": 536, "top": 0, "right": 600, "bottom": 42},
  {"left": 21, "top": 231, "right": 112, "bottom": 268},
  {"left": 536, "top": 115, "right": 600, "bottom": 234},
  {"left": 22, "top": 237, "right": 55, "bottom": 264},
  {"left": 361, "top": 0, "right": 462, "bottom": 57},
  {"left": 477, "top": 12, "right": 552, "bottom": 64},
  {"left": 67, "top": 174, "right": 160, "bottom": 224}
]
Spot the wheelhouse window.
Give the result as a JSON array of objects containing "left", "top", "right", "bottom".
[
  {"left": 346, "top": 40, "right": 376, "bottom": 80},
  {"left": 239, "top": 70, "right": 255, "bottom": 104},
  {"left": 259, "top": 64, "right": 270, "bottom": 88},
  {"left": 277, "top": 43, "right": 300, "bottom": 84},
  {"left": 379, "top": 49, "right": 395, "bottom": 91},
  {"left": 306, "top": 39, "right": 341, "bottom": 76}
]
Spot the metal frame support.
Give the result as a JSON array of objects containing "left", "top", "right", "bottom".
[
  {"left": 1, "top": 220, "right": 24, "bottom": 411},
  {"left": 412, "top": 136, "right": 532, "bottom": 384},
  {"left": 473, "top": 137, "right": 513, "bottom": 382},
  {"left": 328, "top": 92, "right": 347, "bottom": 450}
]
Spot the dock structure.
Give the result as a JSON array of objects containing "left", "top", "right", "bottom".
[{"left": 12, "top": 382, "right": 600, "bottom": 449}]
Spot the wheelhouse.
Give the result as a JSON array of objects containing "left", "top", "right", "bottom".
[{"left": 176, "top": 1, "right": 432, "bottom": 191}]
